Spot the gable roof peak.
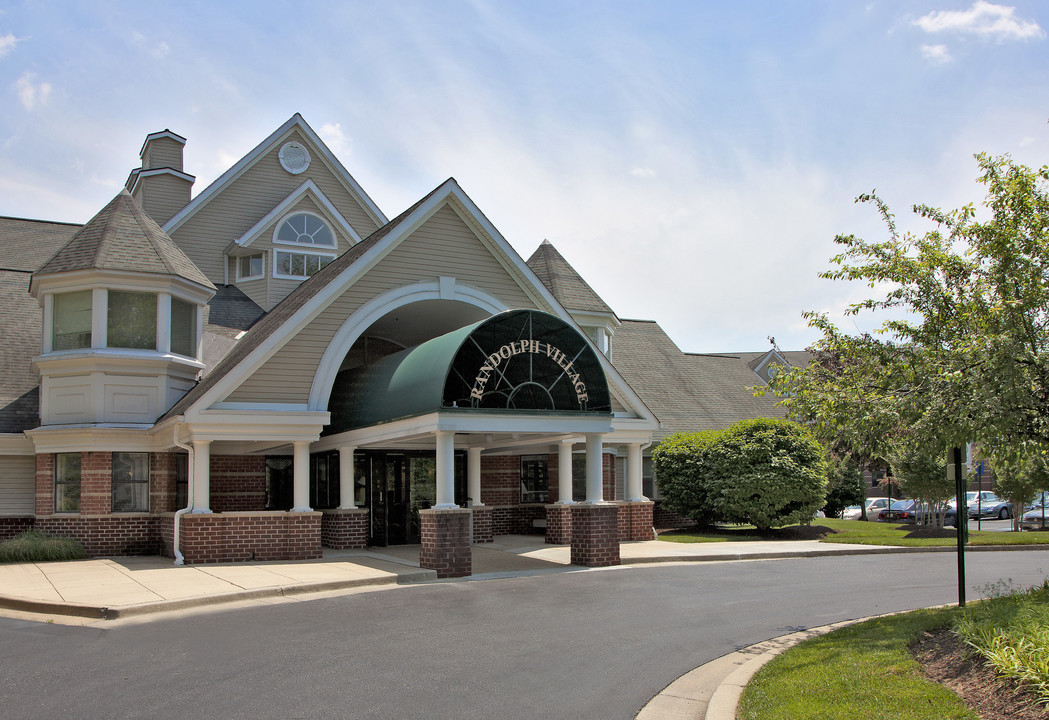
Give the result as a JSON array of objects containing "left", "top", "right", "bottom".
[
  {"left": 526, "top": 240, "right": 616, "bottom": 317},
  {"left": 32, "top": 189, "right": 214, "bottom": 291}
]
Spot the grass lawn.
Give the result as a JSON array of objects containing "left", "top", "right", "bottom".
[
  {"left": 737, "top": 582, "right": 1049, "bottom": 719},
  {"left": 737, "top": 606, "right": 976, "bottom": 720},
  {"left": 658, "top": 517, "right": 1049, "bottom": 547}
]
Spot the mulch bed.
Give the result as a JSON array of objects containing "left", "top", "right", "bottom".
[{"left": 912, "top": 627, "right": 1047, "bottom": 719}]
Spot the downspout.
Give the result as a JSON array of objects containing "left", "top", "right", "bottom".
[{"left": 172, "top": 422, "right": 194, "bottom": 566}]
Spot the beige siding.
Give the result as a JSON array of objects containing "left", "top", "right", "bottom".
[
  {"left": 171, "top": 129, "right": 382, "bottom": 284},
  {"left": 0, "top": 454, "right": 35, "bottom": 515},
  {"left": 144, "top": 136, "right": 184, "bottom": 171},
  {"left": 140, "top": 173, "right": 193, "bottom": 226},
  {"left": 226, "top": 203, "right": 545, "bottom": 404}
]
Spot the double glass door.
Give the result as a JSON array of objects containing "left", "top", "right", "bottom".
[{"left": 362, "top": 451, "right": 465, "bottom": 546}]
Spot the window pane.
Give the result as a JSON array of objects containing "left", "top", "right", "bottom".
[
  {"left": 112, "top": 452, "right": 149, "bottom": 512},
  {"left": 291, "top": 253, "right": 305, "bottom": 276},
  {"left": 277, "top": 251, "right": 292, "bottom": 275},
  {"left": 238, "top": 254, "right": 263, "bottom": 279},
  {"left": 170, "top": 298, "right": 196, "bottom": 357},
  {"left": 108, "top": 291, "right": 157, "bottom": 350},
  {"left": 54, "top": 453, "right": 81, "bottom": 513},
  {"left": 53, "top": 291, "right": 92, "bottom": 350},
  {"left": 520, "top": 455, "right": 549, "bottom": 504}
]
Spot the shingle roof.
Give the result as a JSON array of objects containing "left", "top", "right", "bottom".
[
  {"left": 34, "top": 190, "right": 214, "bottom": 290},
  {"left": 610, "top": 319, "right": 794, "bottom": 440},
  {"left": 160, "top": 181, "right": 447, "bottom": 421},
  {"left": 0, "top": 218, "right": 81, "bottom": 432},
  {"left": 526, "top": 240, "right": 615, "bottom": 316},
  {"left": 0, "top": 216, "right": 81, "bottom": 273}
]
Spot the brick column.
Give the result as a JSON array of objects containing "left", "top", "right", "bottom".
[
  {"left": 570, "top": 503, "right": 620, "bottom": 567},
  {"left": 629, "top": 500, "right": 656, "bottom": 541},
  {"left": 545, "top": 503, "right": 572, "bottom": 544},
  {"left": 321, "top": 508, "right": 370, "bottom": 549},
  {"left": 419, "top": 507, "right": 471, "bottom": 578},
  {"left": 472, "top": 505, "right": 493, "bottom": 543}
]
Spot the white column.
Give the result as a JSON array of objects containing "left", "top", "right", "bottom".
[
  {"left": 627, "top": 443, "right": 645, "bottom": 501},
  {"left": 585, "top": 433, "right": 604, "bottom": 503},
  {"left": 435, "top": 430, "right": 457, "bottom": 508},
  {"left": 339, "top": 445, "right": 356, "bottom": 509},
  {"left": 91, "top": 288, "right": 108, "bottom": 349},
  {"left": 157, "top": 292, "right": 171, "bottom": 353},
  {"left": 558, "top": 440, "right": 575, "bottom": 504},
  {"left": 291, "top": 440, "right": 311, "bottom": 512},
  {"left": 191, "top": 439, "right": 211, "bottom": 513},
  {"left": 467, "top": 446, "right": 483, "bottom": 506},
  {"left": 42, "top": 294, "right": 54, "bottom": 353}
]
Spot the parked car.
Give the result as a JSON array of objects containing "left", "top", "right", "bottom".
[
  {"left": 842, "top": 497, "right": 893, "bottom": 520},
  {"left": 1021, "top": 505, "right": 1049, "bottom": 531},
  {"left": 967, "top": 493, "right": 1012, "bottom": 520},
  {"left": 879, "top": 499, "right": 919, "bottom": 522}
]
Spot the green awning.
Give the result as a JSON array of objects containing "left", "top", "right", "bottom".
[{"left": 325, "top": 309, "right": 611, "bottom": 433}]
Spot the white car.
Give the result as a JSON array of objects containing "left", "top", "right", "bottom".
[{"left": 842, "top": 497, "right": 892, "bottom": 520}]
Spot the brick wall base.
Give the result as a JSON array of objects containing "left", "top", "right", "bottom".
[
  {"left": 0, "top": 517, "right": 35, "bottom": 541},
  {"left": 618, "top": 501, "right": 656, "bottom": 541},
  {"left": 471, "top": 506, "right": 493, "bottom": 544},
  {"left": 35, "top": 515, "right": 161, "bottom": 556},
  {"left": 420, "top": 508, "right": 471, "bottom": 578},
  {"left": 178, "top": 511, "right": 322, "bottom": 564},
  {"left": 570, "top": 503, "right": 620, "bottom": 567},
  {"left": 545, "top": 504, "right": 572, "bottom": 544},
  {"left": 491, "top": 505, "right": 546, "bottom": 535},
  {"left": 653, "top": 500, "right": 695, "bottom": 530},
  {"left": 321, "top": 508, "right": 369, "bottom": 549}
]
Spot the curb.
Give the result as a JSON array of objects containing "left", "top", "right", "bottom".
[
  {"left": 636, "top": 619, "right": 866, "bottom": 720},
  {"left": 0, "top": 567, "right": 436, "bottom": 621}
]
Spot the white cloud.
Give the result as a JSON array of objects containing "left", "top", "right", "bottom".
[
  {"left": 130, "top": 30, "right": 170, "bottom": 58},
  {"left": 0, "top": 33, "right": 17, "bottom": 58},
  {"left": 913, "top": 2, "right": 1044, "bottom": 41},
  {"left": 629, "top": 167, "right": 655, "bottom": 178},
  {"left": 15, "top": 72, "right": 51, "bottom": 110},
  {"left": 319, "top": 122, "right": 351, "bottom": 156},
  {"left": 921, "top": 43, "right": 953, "bottom": 63}
]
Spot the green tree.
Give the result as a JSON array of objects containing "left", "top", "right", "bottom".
[
  {"left": 824, "top": 453, "right": 865, "bottom": 518},
  {"left": 890, "top": 438, "right": 952, "bottom": 527},
  {"left": 991, "top": 451, "right": 1049, "bottom": 531},
  {"left": 769, "top": 154, "right": 1049, "bottom": 494}
]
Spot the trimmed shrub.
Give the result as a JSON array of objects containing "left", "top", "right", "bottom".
[
  {"left": 652, "top": 430, "right": 721, "bottom": 526},
  {"left": 653, "top": 419, "right": 828, "bottom": 532},
  {"left": 706, "top": 418, "right": 828, "bottom": 531},
  {"left": 0, "top": 530, "right": 87, "bottom": 563}
]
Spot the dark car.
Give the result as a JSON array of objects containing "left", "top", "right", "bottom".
[
  {"left": 879, "top": 499, "right": 919, "bottom": 522},
  {"left": 1022, "top": 506, "right": 1049, "bottom": 531}
]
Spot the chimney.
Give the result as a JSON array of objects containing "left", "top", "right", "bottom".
[{"left": 125, "top": 129, "right": 194, "bottom": 226}]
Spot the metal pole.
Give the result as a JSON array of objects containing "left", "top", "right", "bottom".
[{"left": 954, "top": 446, "right": 966, "bottom": 607}]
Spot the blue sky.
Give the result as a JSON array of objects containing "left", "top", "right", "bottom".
[{"left": 1, "top": 1, "right": 1046, "bottom": 352}]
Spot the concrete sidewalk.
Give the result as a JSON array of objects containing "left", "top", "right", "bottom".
[{"left": 0, "top": 535, "right": 900, "bottom": 622}]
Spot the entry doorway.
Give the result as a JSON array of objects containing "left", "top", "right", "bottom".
[{"left": 360, "top": 450, "right": 466, "bottom": 546}]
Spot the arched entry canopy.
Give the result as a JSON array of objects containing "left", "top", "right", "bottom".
[{"left": 326, "top": 309, "right": 611, "bottom": 434}]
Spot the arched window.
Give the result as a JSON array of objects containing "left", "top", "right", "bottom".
[{"left": 274, "top": 212, "right": 334, "bottom": 247}]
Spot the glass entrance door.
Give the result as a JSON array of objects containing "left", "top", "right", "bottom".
[{"left": 363, "top": 450, "right": 463, "bottom": 546}]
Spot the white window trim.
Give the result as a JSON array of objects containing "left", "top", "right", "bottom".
[
  {"left": 272, "top": 211, "right": 337, "bottom": 249},
  {"left": 273, "top": 249, "right": 337, "bottom": 280},
  {"left": 236, "top": 253, "right": 265, "bottom": 282}
]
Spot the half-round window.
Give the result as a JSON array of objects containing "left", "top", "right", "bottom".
[{"left": 275, "top": 212, "right": 335, "bottom": 247}]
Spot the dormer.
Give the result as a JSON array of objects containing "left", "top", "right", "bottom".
[
  {"left": 125, "top": 130, "right": 195, "bottom": 226},
  {"left": 29, "top": 191, "right": 216, "bottom": 426}
]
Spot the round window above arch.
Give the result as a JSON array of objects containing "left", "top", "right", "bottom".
[
  {"left": 275, "top": 212, "right": 335, "bottom": 247},
  {"left": 278, "top": 142, "right": 311, "bottom": 174}
]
